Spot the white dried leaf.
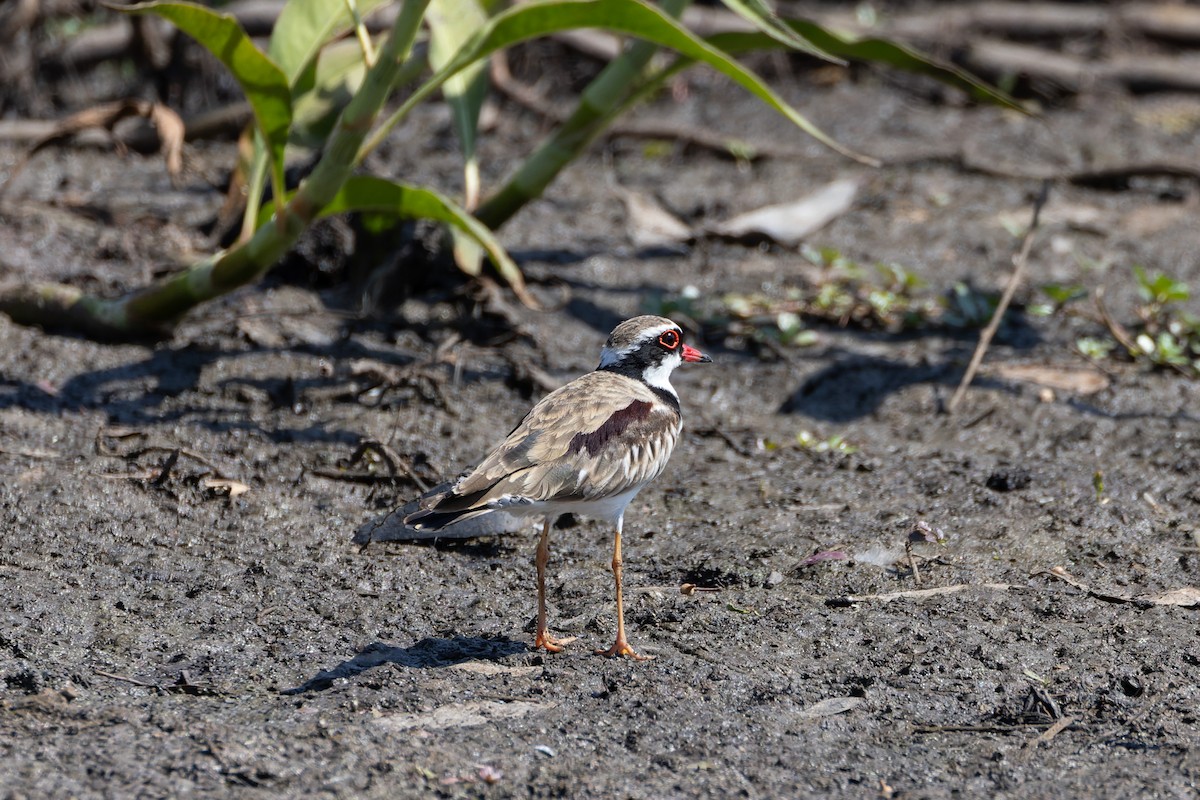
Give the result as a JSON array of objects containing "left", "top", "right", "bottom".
[
  {"left": 711, "top": 178, "right": 859, "bottom": 247},
  {"left": 619, "top": 188, "right": 692, "bottom": 249}
]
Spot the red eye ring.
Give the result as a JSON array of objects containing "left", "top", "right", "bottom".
[{"left": 658, "top": 330, "right": 680, "bottom": 350}]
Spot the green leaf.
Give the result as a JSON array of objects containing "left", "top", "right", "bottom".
[
  {"left": 372, "top": 0, "right": 880, "bottom": 166},
  {"left": 289, "top": 38, "right": 372, "bottom": 145},
  {"left": 1076, "top": 336, "right": 1115, "bottom": 360},
  {"left": 709, "top": 19, "right": 1025, "bottom": 112},
  {"left": 290, "top": 34, "right": 428, "bottom": 147},
  {"left": 268, "top": 0, "right": 392, "bottom": 84},
  {"left": 790, "top": 20, "right": 1022, "bottom": 110},
  {"left": 718, "top": 0, "right": 839, "bottom": 63},
  {"left": 122, "top": 1, "right": 292, "bottom": 207},
  {"left": 260, "top": 176, "right": 528, "bottom": 296},
  {"left": 1039, "top": 282, "right": 1086, "bottom": 306},
  {"left": 427, "top": 0, "right": 491, "bottom": 216},
  {"left": 1134, "top": 265, "right": 1189, "bottom": 306}
]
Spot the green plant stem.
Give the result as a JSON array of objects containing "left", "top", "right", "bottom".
[
  {"left": 0, "top": 0, "right": 432, "bottom": 339},
  {"left": 344, "top": 0, "right": 377, "bottom": 66},
  {"left": 474, "top": 0, "right": 690, "bottom": 231},
  {"left": 239, "top": 136, "right": 271, "bottom": 244}
]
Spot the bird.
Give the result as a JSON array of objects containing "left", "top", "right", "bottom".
[{"left": 404, "top": 315, "right": 712, "bottom": 660}]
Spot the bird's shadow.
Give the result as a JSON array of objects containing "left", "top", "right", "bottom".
[
  {"left": 781, "top": 353, "right": 957, "bottom": 421},
  {"left": 281, "top": 636, "right": 528, "bottom": 695}
]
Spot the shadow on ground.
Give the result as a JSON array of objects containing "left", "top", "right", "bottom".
[{"left": 283, "top": 637, "right": 529, "bottom": 695}]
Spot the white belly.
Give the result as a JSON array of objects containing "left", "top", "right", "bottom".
[{"left": 502, "top": 484, "right": 646, "bottom": 525}]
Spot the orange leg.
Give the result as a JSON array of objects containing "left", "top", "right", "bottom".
[
  {"left": 533, "top": 517, "right": 574, "bottom": 653},
  {"left": 595, "top": 518, "right": 650, "bottom": 661}
]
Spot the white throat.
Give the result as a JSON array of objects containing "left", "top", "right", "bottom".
[
  {"left": 641, "top": 352, "right": 681, "bottom": 397},
  {"left": 597, "top": 321, "right": 683, "bottom": 397}
]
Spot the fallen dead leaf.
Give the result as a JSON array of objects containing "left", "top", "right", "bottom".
[
  {"left": 798, "top": 696, "right": 863, "bottom": 718},
  {"left": 1138, "top": 587, "right": 1200, "bottom": 607},
  {"left": 0, "top": 99, "right": 184, "bottom": 197},
  {"left": 279, "top": 316, "right": 337, "bottom": 347},
  {"left": 799, "top": 550, "right": 848, "bottom": 566},
  {"left": 992, "top": 364, "right": 1110, "bottom": 395},
  {"left": 17, "top": 467, "right": 45, "bottom": 485},
  {"left": 374, "top": 700, "right": 551, "bottom": 732},
  {"left": 1120, "top": 204, "right": 1191, "bottom": 237},
  {"left": 1039, "top": 568, "right": 1200, "bottom": 607},
  {"left": 617, "top": 187, "right": 692, "bottom": 249},
  {"left": 203, "top": 478, "right": 250, "bottom": 498},
  {"left": 448, "top": 662, "right": 541, "bottom": 677},
  {"left": 237, "top": 318, "right": 286, "bottom": 349},
  {"left": 710, "top": 178, "right": 859, "bottom": 247}
]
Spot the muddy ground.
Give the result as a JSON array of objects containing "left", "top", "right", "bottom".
[{"left": 2, "top": 5, "right": 1200, "bottom": 798}]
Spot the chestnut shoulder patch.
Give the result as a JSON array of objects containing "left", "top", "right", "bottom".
[{"left": 566, "top": 400, "right": 654, "bottom": 457}]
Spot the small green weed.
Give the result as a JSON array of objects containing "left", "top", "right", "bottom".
[
  {"left": 659, "top": 257, "right": 1198, "bottom": 381},
  {"left": 757, "top": 429, "right": 859, "bottom": 456},
  {"left": 1077, "top": 266, "right": 1200, "bottom": 376},
  {"left": 795, "top": 429, "right": 859, "bottom": 455},
  {"left": 1075, "top": 336, "right": 1116, "bottom": 361},
  {"left": 1029, "top": 283, "right": 1087, "bottom": 316},
  {"left": 670, "top": 247, "right": 997, "bottom": 348}
]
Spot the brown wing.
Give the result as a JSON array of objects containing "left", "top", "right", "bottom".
[{"left": 427, "top": 371, "right": 681, "bottom": 512}]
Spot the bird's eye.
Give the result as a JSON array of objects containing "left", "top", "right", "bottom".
[{"left": 658, "top": 330, "right": 680, "bottom": 349}]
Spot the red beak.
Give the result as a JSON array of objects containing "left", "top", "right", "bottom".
[{"left": 681, "top": 343, "right": 712, "bottom": 363}]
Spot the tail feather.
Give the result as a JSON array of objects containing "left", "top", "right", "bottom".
[
  {"left": 402, "top": 476, "right": 535, "bottom": 531},
  {"left": 402, "top": 479, "right": 478, "bottom": 530},
  {"left": 403, "top": 505, "right": 491, "bottom": 531}
]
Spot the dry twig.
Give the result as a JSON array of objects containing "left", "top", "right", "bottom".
[
  {"left": 842, "top": 583, "right": 1016, "bottom": 603},
  {"left": 311, "top": 440, "right": 430, "bottom": 490},
  {"left": 905, "top": 539, "right": 922, "bottom": 586},
  {"left": 948, "top": 181, "right": 1051, "bottom": 413},
  {"left": 1020, "top": 715, "right": 1076, "bottom": 759},
  {"left": 92, "top": 669, "right": 156, "bottom": 688}
]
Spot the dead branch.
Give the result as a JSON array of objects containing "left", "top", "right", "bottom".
[
  {"left": 887, "top": 150, "right": 1200, "bottom": 193},
  {"left": 1034, "top": 567, "right": 1200, "bottom": 607},
  {"left": 962, "top": 40, "right": 1200, "bottom": 95},
  {"left": 0, "top": 0, "right": 40, "bottom": 43},
  {"left": 912, "top": 722, "right": 1052, "bottom": 734},
  {"left": 1093, "top": 287, "right": 1138, "bottom": 354},
  {"left": 962, "top": 40, "right": 1092, "bottom": 93},
  {"left": 948, "top": 181, "right": 1051, "bottom": 414},
  {"left": 92, "top": 669, "right": 156, "bottom": 688},
  {"left": 905, "top": 539, "right": 922, "bottom": 586},
  {"left": 1121, "top": 4, "right": 1200, "bottom": 43},
  {"left": 881, "top": 3, "right": 1200, "bottom": 46},
  {"left": 842, "top": 583, "right": 1017, "bottom": 603},
  {"left": 316, "top": 440, "right": 431, "bottom": 491}
]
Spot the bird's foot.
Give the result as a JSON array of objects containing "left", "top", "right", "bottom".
[
  {"left": 533, "top": 632, "right": 576, "bottom": 653},
  {"left": 594, "top": 637, "right": 653, "bottom": 661}
]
